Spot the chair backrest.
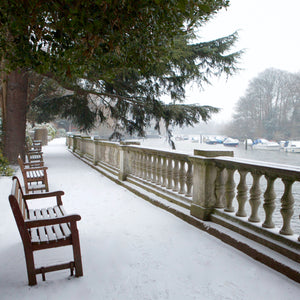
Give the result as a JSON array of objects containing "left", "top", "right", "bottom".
[
  {"left": 17, "top": 155, "right": 26, "bottom": 172},
  {"left": 32, "top": 140, "right": 42, "bottom": 151},
  {"left": 9, "top": 176, "right": 28, "bottom": 219},
  {"left": 8, "top": 176, "right": 31, "bottom": 245}
]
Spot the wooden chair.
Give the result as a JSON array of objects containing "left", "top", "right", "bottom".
[
  {"left": 26, "top": 140, "right": 42, "bottom": 152},
  {"left": 8, "top": 176, "right": 83, "bottom": 285},
  {"left": 18, "top": 155, "right": 49, "bottom": 193},
  {"left": 26, "top": 151, "right": 44, "bottom": 166}
]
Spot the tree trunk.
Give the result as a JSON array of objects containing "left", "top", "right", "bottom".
[{"left": 2, "top": 69, "right": 28, "bottom": 164}]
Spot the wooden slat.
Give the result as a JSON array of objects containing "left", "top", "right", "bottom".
[
  {"left": 45, "top": 226, "right": 57, "bottom": 242},
  {"left": 59, "top": 206, "right": 67, "bottom": 215},
  {"left": 34, "top": 209, "right": 43, "bottom": 220},
  {"left": 40, "top": 208, "right": 57, "bottom": 242},
  {"left": 41, "top": 208, "right": 49, "bottom": 218},
  {"left": 28, "top": 209, "right": 36, "bottom": 220},
  {"left": 53, "top": 206, "right": 63, "bottom": 217},
  {"left": 47, "top": 207, "right": 56, "bottom": 218},
  {"left": 30, "top": 228, "right": 40, "bottom": 243},
  {"left": 28, "top": 209, "right": 40, "bottom": 243},
  {"left": 60, "top": 223, "right": 71, "bottom": 237},
  {"left": 53, "top": 224, "right": 64, "bottom": 240},
  {"left": 38, "top": 227, "right": 48, "bottom": 243},
  {"left": 54, "top": 206, "right": 71, "bottom": 236}
]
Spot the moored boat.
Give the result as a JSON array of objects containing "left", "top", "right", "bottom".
[
  {"left": 223, "top": 137, "right": 239, "bottom": 147},
  {"left": 252, "top": 139, "right": 280, "bottom": 151},
  {"left": 284, "top": 140, "right": 300, "bottom": 153}
]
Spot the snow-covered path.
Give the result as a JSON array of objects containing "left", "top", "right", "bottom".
[{"left": 0, "top": 138, "right": 299, "bottom": 299}]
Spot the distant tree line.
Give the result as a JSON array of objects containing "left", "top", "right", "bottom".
[{"left": 225, "top": 68, "right": 300, "bottom": 140}]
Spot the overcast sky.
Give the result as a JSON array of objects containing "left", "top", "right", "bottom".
[{"left": 185, "top": 0, "right": 300, "bottom": 122}]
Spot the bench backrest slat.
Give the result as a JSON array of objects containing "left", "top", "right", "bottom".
[{"left": 9, "top": 177, "right": 31, "bottom": 245}]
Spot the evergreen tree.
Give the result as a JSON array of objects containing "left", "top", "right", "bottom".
[{"left": 0, "top": 0, "right": 241, "bottom": 161}]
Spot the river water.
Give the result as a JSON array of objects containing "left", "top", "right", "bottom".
[{"left": 140, "top": 138, "right": 300, "bottom": 235}]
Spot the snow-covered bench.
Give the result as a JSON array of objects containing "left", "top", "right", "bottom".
[
  {"left": 18, "top": 155, "right": 49, "bottom": 193},
  {"left": 8, "top": 176, "right": 83, "bottom": 285}
]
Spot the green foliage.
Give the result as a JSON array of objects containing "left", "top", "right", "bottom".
[
  {"left": 1, "top": 1, "right": 242, "bottom": 148},
  {"left": 0, "top": 150, "right": 14, "bottom": 176}
]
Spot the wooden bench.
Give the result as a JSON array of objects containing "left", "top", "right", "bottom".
[
  {"left": 26, "top": 140, "right": 42, "bottom": 152},
  {"left": 26, "top": 151, "right": 44, "bottom": 165},
  {"left": 18, "top": 155, "right": 49, "bottom": 193},
  {"left": 8, "top": 176, "right": 83, "bottom": 285},
  {"left": 25, "top": 140, "right": 44, "bottom": 165}
]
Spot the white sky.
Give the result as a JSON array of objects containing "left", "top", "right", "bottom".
[{"left": 186, "top": 0, "right": 300, "bottom": 122}]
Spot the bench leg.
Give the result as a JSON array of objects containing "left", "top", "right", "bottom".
[
  {"left": 71, "top": 223, "right": 83, "bottom": 277},
  {"left": 24, "top": 247, "right": 37, "bottom": 286}
]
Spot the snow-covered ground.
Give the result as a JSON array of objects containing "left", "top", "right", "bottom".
[{"left": 0, "top": 138, "right": 299, "bottom": 299}]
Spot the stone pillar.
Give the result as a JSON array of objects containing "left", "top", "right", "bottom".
[
  {"left": 119, "top": 146, "right": 130, "bottom": 181},
  {"left": 190, "top": 157, "right": 217, "bottom": 220},
  {"left": 191, "top": 149, "right": 233, "bottom": 221},
  {"left": 118, "top": 142, "right": 140, "bottom": 181},
  {"left": 93, "top": 139, "right": 100, "bottom": 165},
  {"left": 34, "top": 128, "right": 48, "bottom": 145}
]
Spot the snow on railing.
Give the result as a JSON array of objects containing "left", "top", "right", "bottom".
[{"left": 67, "top": 135, "right": 300, "bottom": 251}]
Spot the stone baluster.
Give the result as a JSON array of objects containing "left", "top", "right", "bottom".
[
  {"left": 113, "top": 147, "right": 117, "bottom": 167},
  {"left": 136, "top": 152, "right": 142, "bottom": 177},
  {"left": 262, "top": 175, "right": 276, "bottom": 228},
  {"left": 144, "top": 153, "right": 148, "bottom": 179},
  {"left": 106, "top": 145, "right": 110, "bottom": 164},
  {"left": 166, "top": 158, "right": 173, "bottom": 189},
  {"left": 280, "top": 179, "right": 295, "bottom": 235},
  {"left": 116, "top": 148, "right": 120, "bottom": 168},
  {"left": 161, "top": 157, "right": 167, "bottom": 187},
  {"left": 185, "top": 161, "right": 193, "bottom": 197},
  {"left": 236, "top": 170, "right": 248, "bottom": 217},
  {"left": 131, "top": 151, "right": 138, "bottom": 176},
  {"left": 102, "top": 145, "right": 106, "bottom": 163},
  {"left": 93, "top": 140, "right": 98, "bottom": 165},
  {"left": 109, "top": 146, "right": 114, "bottom": 166},
  {"left": 172, "top": 159, "right": 179, "bottom": 192},
  {"left": 152, "top": 154, "right": 157, "bottom": 183},
  {"left": 109, "top": 147, "right": 114, "bottom": 166},
  {"left": 215, "top": 167, "right": 226, "bottom": 208},
  {"left": 224, "top": 169, "right": 236, "bottom": 212},
  {"left": 179, "top": 160, "right": 186, "bottom": 195},
  {"left": 156, "top": 156, "right": 162, "bottom": 185},
  {"left": 146, "top": 154, "right": 152, "bottom": 181},
  {"left": 248, "top": 172, "right": 262, "bottom": 222},
  {"left": 141, "top": 153, "right": 146, "bottom": 180}
]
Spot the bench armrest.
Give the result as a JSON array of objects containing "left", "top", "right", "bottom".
[
  {"left": 27, "top": 150, "right": 43, "bottom": 154},
  {"left": 24, "top": 166, "right": 48, "bottom": 171},
  {"left": 23, "top": 161, "right": 44, "bottom": 167},
  {"left": 24, "top": 191, "right": 64, "bottom": 205},
  {"left": 25, "top": 214, "right": 81, "bottom": 228}
]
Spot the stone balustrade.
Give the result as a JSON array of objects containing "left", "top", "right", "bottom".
[{"left": 67, "top": 135, "right": 300, "bottom": 257}]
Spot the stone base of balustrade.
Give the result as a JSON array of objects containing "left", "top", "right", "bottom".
[{"left": 190, "top": 204, "right": 214, "bottom": 221}]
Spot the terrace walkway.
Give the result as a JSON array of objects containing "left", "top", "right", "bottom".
[{"left": 0, "top": 138, "right": 299, "bottom": 300}]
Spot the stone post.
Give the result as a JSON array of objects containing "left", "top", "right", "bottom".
[
  {"left": 118, "top": 141, "right": 141, "bottom": 181},
  {"left": 34, "top": 128, "right": 48, "bottom": 145},
  {"left": 119, "top": 146, "right": 130, "bottom": 181},
  {"left": 72, "top": 135, "right": 80, "bottom": 153},
  {"left": 191, "top": 149, "right": 234, "bottom": 221},
  {"left": 190, "top": 157, "right": 217, "bottom": 220}
]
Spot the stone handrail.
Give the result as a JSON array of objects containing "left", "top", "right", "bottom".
[
  {"left": 191, "top": 156, "right": 300, "bottom": 239},
  {"left": 66, "top": 135, "right": 300, "bottom": 251}
]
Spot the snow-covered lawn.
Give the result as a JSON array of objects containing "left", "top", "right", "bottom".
[{"left": 0, "top": 138, "right": 299, "bottom": 299}]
